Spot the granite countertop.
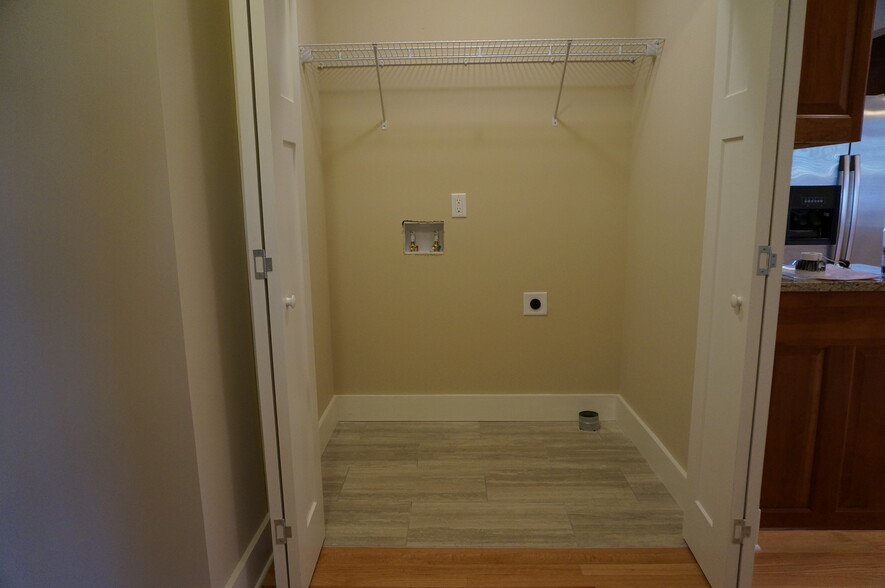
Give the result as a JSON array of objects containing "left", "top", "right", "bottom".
[{"left": 781, "top": 263, "right": 885, "bottom": 292}]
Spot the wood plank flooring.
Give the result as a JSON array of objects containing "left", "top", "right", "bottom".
[
  {"left": 323, "top": 421, "right": 684, "bottom": 549},
  {"left": 262, "top": 531, "right": 885, "bottom": 587},
  {"left": 309, "top": 547, "right": 709, "bottom": 587},
  {"left": 753, "top": 530, "right": 885, "bottom": 587}
]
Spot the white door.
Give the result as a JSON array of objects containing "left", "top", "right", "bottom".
[
  {"left": 229, "top": 1, "right": 325, "bottom": 587},
  {"left": 683, "top": 1, "right": 795, "bottom": 587}
]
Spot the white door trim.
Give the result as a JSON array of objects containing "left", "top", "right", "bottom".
[
  {"left": 229, "top": 1, "right": 289, "bottom": 585},
  {"left": 737, "top": 1, "right": 806, "bottom": 585},
  {"left": 251, "top": 0, "right": 326, "bottom": 583},
  {"left": 229, "top": 1, "right": 326, "bottom": 586}
]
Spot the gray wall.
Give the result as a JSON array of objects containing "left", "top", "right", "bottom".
[
  {"left": 154, "top": 0, "right": 270, "bottom": 584},
  {"left": 0, "top": 2, "right": 267, "bottom": 586}
]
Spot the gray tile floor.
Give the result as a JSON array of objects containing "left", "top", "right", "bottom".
[{"left": 322, "top": 421, "right": 685, "bottom": 548}]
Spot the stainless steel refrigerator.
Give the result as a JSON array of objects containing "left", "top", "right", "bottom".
[{"left": 789, "top": 95, "right": 885, "bottom": 270}]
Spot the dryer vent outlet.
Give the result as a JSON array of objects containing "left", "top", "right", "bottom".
[
  {"left": 578, "top": 410, "right": 600, "bottom": 432},
  {"left": 523, "top": 292, "right": 547, "bottom": 316}
]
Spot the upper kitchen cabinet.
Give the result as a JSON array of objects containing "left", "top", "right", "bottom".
[{"left": 794, "top": 0, "right": 877, "bottom": 148}]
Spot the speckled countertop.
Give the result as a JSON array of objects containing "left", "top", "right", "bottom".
[{"left": 781, "top": 264, "right": 885, "bottom": 292}]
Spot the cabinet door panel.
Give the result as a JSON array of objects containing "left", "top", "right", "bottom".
[
  {"left": 761, "top": 346, "right": 826, "bottom": 510},
  {"left": 837, "top": 346, "right": 885, "bottom": 514},
  {"left": 763, "top": 292, "right": 885, "bottom": 529},
  {"left": 794, "top": 0, "right": 876, "bottom": 146}
]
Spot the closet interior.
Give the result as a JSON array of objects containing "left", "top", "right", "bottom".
[{"left": 293, "top": 0, "right": 712, "bottom": 549}]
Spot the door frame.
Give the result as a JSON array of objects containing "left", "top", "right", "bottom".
[
  {"left": 737, "top": 1, "right": 805, "bottom": 585},
  {"left": 227, "top": 0, "right": 807, "bottom": 585},
  {"left": 229, "top": 0, "right": 324, "bottom": 586},
  {"left": 229, "top": 0, "right": 289, "bottom": 583},
  {"left": 681, "top": 1, "right": 797, "bottom": 585},
  {"left": 683, "top": 1, "right": 804, "bottom": 586}
]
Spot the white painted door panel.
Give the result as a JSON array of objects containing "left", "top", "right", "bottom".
[
  {"left": 229, "top": 0, "right": 325, "bottom": 586},
  {"left": 684, "top": 1, "right": 790, "bottom": 587}
]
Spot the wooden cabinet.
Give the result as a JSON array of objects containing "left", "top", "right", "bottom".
[
  {"left": 794, "top": 0, "right": 876, "bottom": 148},
  {"left": 761, "top": 291, "right": 885, "bottom": 529}
]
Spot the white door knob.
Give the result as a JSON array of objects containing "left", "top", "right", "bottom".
[
  {"left": 730, "top": 294, "right": 743, "bottom": 311},
  {"left": 284, "top": 295, "right": 296, "bottom": 309}
]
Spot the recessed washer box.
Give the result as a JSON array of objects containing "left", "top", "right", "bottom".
[
  {"left": 403, "top": 221, "right": 444, "bottom": 255},
  {"left": 523, "top": 292, "right": 547, "bottom": 315}
]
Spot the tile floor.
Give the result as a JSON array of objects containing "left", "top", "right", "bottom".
[{"left": 321, "top": 421, "right": 685, "bottom": 549}]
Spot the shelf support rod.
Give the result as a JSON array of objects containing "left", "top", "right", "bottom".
[
  {"left": 372, "top": 43, "right": 388, "bottom": 130},
  {"left": 552, "top": 40, "right": 572, "bottom": 127}
]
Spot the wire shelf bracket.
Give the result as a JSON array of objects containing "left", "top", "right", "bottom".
[
  {"left": 551, "top": 40, "right": 573, "bottom": 127},
  {"left": 299, "top": 38, "right": 665, "bottom": 129},
  {"left": 371, "top": 43, "right": 388, "bottom": 130}
]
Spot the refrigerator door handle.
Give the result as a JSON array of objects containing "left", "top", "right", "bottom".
[
  {"left": 835, "top": 154, "right": 852, "bottom": 263},
  {"left": 844, "top": 154, "right": 862, "bottom": 264}
]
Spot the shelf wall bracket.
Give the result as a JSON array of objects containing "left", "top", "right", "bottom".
[
  {"left": 646, "top": 40, "right": 664, "bottom": 57},
  {"left": 372, "top": 43, "right": 388, "bottom": 130},
  {"left": 551, "top": 40, "right": 572, "bottom": 127}
]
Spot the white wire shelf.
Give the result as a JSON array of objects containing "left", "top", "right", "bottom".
[
  {"left": 299, "top": 38, "right": 664, "bottom": 68},
  {"left": 299, "top": 38, "right": 665, "bottom": 129}
]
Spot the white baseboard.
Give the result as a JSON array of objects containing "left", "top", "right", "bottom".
[
  {"left": 333, "top": 393, "right": 618, "bottom": 422},
  {"left": 615, "top": 396, "right": 689, "bottom": 510},
  {"left": 225, "top": 514, "right": 272, "bottom": 588},
  {"left": 318, "top": 395, "right": 340, "bottom": 452}
]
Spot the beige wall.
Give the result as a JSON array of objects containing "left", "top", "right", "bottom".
[
  {"left": 298, "top": 0, "right": 337, "bottom": 417},
  {"left": 0, "top": 1, "right": 267, "bottom": 585},
  {"left": 316, "top": 1, "right": 635, "bottom": 396},
  {"left": 619, "top": 0, "right": 717, "bottom": 468},
  {"left": 316, "top": 0, "right": 634, "bottom": 41},
  {"left": 154, "top": 0, "right": 269, "bottom": 584}
]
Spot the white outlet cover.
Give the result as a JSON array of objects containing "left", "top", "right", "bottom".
[
  {"left": 451, "top": 193, "right": 467, "bottom": 217},
  {"left": 523, "top": 292, "right": 548, "bottom": 316}
]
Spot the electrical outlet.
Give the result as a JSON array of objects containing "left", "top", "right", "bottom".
[
  {"left": 452, "top": 193, "right": 467, "bottom": 217},
  {"left": 523, "top": 292, "right": 548, "bottom": 316}
]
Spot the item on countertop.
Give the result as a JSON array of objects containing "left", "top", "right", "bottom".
[
  {"left": 795, "top": 251, "right": 826, "bottom": 275},
  {"left": 782, "top": 263, "right": 882, "bottom": 281}
]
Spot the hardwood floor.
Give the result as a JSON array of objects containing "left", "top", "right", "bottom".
[
  {"left": 261, "top": 565, "right": 276, "bottom": 587},
  {"left": 259, "top": 530, "right": 885, "bottom": 587},
  {"left": 256, "top": 423, "right": 885, "bottom": 586},
  {"left": 323, "top": 421, "right": 684, "bottom": 548},
  {"left": 753, "top": 530, "right": 885, "bottom": 587},
  {"left": 308, "top": 547, "right": 708, "bottom": 587}
]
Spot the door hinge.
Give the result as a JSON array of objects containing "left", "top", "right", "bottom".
[
  {"left": 273, "top": 518, "right": 293, "bottom": 544},
  {"left": 756, "top": 245, "right": 777, "bottom": 276},
  {"left": 253, "top": 249, "right": 273, "bottom": 280},
  {"left": 732, "top": 519, "right": 752, "bottom": 544}
]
